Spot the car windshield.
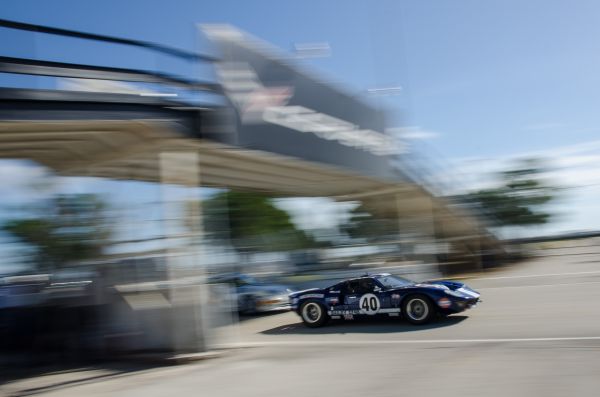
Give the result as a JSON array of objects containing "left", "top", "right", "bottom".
[{"left": 376, "top": 275, "right": 414, "bottom": 289}]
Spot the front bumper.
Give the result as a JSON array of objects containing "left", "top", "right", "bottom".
[{"left": 442, "top": 297, "right": 480, "bottom": 313}]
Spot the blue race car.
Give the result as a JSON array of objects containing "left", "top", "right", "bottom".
[{"left": 289, "top": 273, "right": 480, "bottom": 327}]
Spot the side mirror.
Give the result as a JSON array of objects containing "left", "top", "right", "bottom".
[{"left": 373, "top": 286, "right": 382, "bottom": 292}]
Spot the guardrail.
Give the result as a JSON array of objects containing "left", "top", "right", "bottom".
[{"left": 0, "top": 18, "right": 222, "bottom": 106}]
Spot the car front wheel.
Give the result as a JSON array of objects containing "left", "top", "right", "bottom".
[
  {"left": 300, "top": 301, "right": 329, "bottom": 328},
  {"left": 402, "top": 295, "right": 434, "bottom": 325}
]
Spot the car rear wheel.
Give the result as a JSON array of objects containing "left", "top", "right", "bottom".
[
  {"left": 402, "top": 295, "right": 434, "bottom": 325},
  {"left": 300, "top": 301, "right": 329, "bottom": 328}
]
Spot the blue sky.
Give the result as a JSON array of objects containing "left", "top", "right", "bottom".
[
  {"left": 4, "top": 0, "right": 600, "bottom": 156},
  {"left": 3, "top": 0, "right": 600, "bottom": 235}
]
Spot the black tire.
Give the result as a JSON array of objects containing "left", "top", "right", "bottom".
[
  {"left": 402, "top": 294, "right": 435, "bottom": 325},
  {"left": 299, "top": 301, "right": 329, "bottom": 328}
]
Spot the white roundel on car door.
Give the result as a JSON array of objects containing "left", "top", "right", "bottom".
[{"left": 359, "top": 293, "right": 380, "bottom": 315}]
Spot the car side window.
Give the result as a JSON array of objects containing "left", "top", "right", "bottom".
[
  {"left": 357, "top": 278, "right": 377, "bottom": 294},
  {"left": 341, "top": 280, "right": 360, "bottom": 295}
]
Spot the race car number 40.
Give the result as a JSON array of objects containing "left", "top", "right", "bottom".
[{"left": 359, "top": 293, "right": 380, "bottom": 315}]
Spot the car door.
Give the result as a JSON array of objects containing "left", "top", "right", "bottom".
[
  {"left": 338, "top": 278, "right": 388, "bottom": 317},
  {"left": 329, "top": 280, "right": 361, "bottom": 319},
  {"left": 355, "top": 278, "right": 390, "bottom": 316},
  {"left": 341, "top": 279, "right": 362, "bottom": 308}
]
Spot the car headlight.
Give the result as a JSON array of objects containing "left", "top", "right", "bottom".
[{"left": 444, "top": 289, "right": 464, "bottom": 298}]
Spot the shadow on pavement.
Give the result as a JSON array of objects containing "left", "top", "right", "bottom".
[
  {"left": 237, "top": 310, "right": 291, "bottom": 322},
  {"left": 260, "top": 315, "right": 468, "bottom": 335},
  {"left": 0, "top": 360, "right": 165, "bottom": 394}
]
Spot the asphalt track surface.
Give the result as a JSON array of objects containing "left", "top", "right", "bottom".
[{"left": 9, "top": 245, "right": 600, "bottom": 397}]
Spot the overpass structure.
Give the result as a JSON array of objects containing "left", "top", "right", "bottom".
[{"left": 0, "top": 19, "right": 504, "bottom": 354}]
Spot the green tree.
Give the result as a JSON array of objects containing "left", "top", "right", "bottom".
[
  {"left": 200, "top": 190, "right": 317, "bottom": 252},
  {"left": 2, "top": 194, "right": 110, "bottom": 271},
  {"left": 341, "top": 204, "right": 397, "bottom": 242},
  {"left": 464, "top": 159, "right": 555, "bottom": 228}
]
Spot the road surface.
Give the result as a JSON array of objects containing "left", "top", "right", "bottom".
[{"left": 4, "top": 244, "right": 600, "bottom": 397}]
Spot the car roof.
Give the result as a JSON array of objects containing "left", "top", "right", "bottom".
[{"left": 334, "top": 273, "right": 392, "bottom": 285}]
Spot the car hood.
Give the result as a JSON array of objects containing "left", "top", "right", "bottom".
[
  {"left": 389, "top": 280, "right": 480, "bottom": 299},
  {"left": 425, "top": 280, "right": 468, "bottom": 290},
  {"left": 418, "top": 280, "right": 465, "bottom": 290}
]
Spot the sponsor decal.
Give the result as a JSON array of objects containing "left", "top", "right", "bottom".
[
  {"left": 438, "top": 297, "right": 452, "bottom": 309},
  {"left": 391, "top": 294, "right": 400, "bottom": 300},
  {"left": 299, "top": 293, "right": 324, "bottom": 299},
  {"left": 329, "top": 290, "right": 340, "bottom": 294},
  {"left": 329, "top": 306, "right": 400, "bottom": 316},
  {"left": 217, "top": 62, "right": 293, "bottom": 123},
  {"left": 343, "top": 314, "right": 354, "bottom": 320},
  {"left": 359, "top": 293, "right": 380, "bottom": 315},
  {"left": 329, "top": 309, "right": 361, "bottom": 316},
  {"left": 345, "top": 295, "right": 359, "bottom": 304},
  {"left": 263, "top": 106, "right": 398, "bottom": 156},
  {"left": 328, "top": 297, "right": 339, "bottom": 305},
  {"left": 218, "top": 62, "right": 399, "bottom": 156}
]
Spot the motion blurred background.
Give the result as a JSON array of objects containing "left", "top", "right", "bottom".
[{"left": 1, "top": 1, "right": 600, "bottom": 396}]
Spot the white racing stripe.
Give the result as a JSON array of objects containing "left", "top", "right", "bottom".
[
  {"left": 378, "top": 308, "right": 402, "bottom": 313},
  {"left": 218, "top": 336, "right": 600, "bottom": 348},
  {"left": 457, "top": 287, "right": 480, "bottom": 298},
  {"left": 327, "top": 308, "right": 401, "bottom": 315}
]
